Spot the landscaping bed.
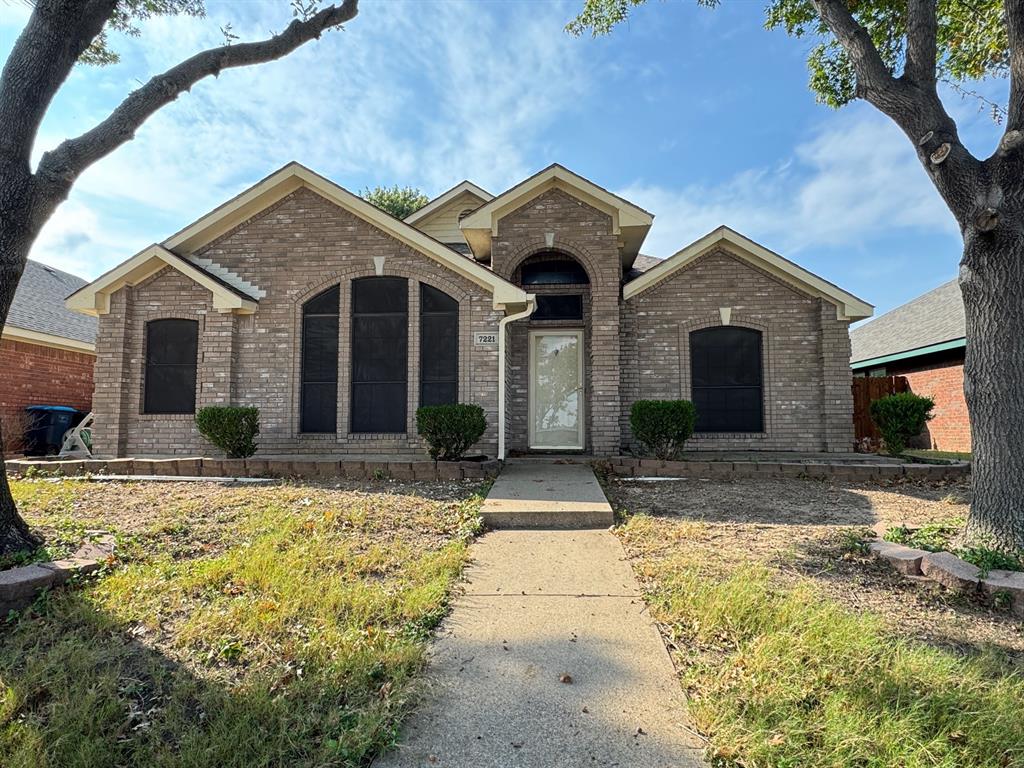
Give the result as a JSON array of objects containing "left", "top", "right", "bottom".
[
  {"left": 604, "top": 475, "right": 1024, "bottom": 767},
  {"left": 0, "top": 476, "right": 487, "bottom": 767}
]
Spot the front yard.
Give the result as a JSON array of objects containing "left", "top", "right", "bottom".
[
  {"left": 605, "top": 475, "right": 1024, "bottom": 768},
  {"left": 1, "top": 477, "right": 486, "bottom": 767}
]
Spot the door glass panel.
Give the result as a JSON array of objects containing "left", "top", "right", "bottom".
[{"left": 532, "top": 333, "right": 582, "bottom": 449}]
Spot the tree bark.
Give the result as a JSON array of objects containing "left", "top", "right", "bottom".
[{"left": 960, "top": 214, "right": 1024, "bottom": 551}]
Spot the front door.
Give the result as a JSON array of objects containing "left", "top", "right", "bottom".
[{"left": 529, "top": 330, "right": 584, "bottom": 450}]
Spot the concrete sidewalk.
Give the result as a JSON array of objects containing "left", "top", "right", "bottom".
[
  {"left": 375, "top": 465, "right": 704, "bottom": 768},
  {"left": 479, "top": 461, "right": 615, "bottom": 528}
]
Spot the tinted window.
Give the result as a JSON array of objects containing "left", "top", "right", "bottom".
[
  {"left": 420, "top": 284, "right": 458, "bottom": 407},
  {"left": 144, "top": 319, "right": 198, "bottom": 414},
  {"left": 301, "top": 285, "right": 339, "bottom": 433},
  {"left": 690, "top": 326, "right": 763, "bottom": 433},
  {"left": 521, "top": 259, "right": 589, "bottom": 286},
  {"left": 533, "top": 294, "right": 583, "bottom": 321},
  {"left": 352, "top": 278, "right": 408, "bottom": 432}
]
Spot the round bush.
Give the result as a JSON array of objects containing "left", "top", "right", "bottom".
[
  {"left": 870, "top": 392, "right": 934, "bottom": 457},
  {"left": 630, "top": 400, "right": 697, "bottom": 460},
  {"left": 195, "top": 406, "right": 261, "bottom": 459},
  {"left": 416, "top": 404, "right": 487, "bottom": 461}
]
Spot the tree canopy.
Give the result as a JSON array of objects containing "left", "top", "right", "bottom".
[{"left": 362, "top": 184, "right": 430, "bottom": 219}]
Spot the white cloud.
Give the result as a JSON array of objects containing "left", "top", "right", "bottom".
[
  {"left": 618, "top": 108, "right": 958, "bottom": 259},
  {"left": 23, "top": 0, "right": 589, "bottom": 277}
]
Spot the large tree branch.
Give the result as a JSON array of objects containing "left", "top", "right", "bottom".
[
  {"left": 31, "top": 0, "right": 359, "bottom": 223},
  {"left": 0, "top": 0, "right": 117, "bottom": 173},
  {"left": 1006, "top": 0, "right": 1024, "bottom": 132},
  {"left": 904, "top": 0, "right": 937, "bottom": 87},
  {"left": 811, "top": 0, "right": 984, "bottom": 228}
]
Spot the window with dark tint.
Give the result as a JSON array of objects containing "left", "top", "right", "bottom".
[
  {"left": 690, "top": 326, "right": 763, "bottom": 433},
  {"left": 144, "top": 319, "right": 198, "bottom": 414},
  {"left": 352, "top": 277, "right": 408, "bottom": 432},
  {"left": 533, "top": 294, "right": 583, "bottom": 321},
  {"left": 301, "top": 285, "right": 340, "bottom": 433},
  {"left": 420, "top": 284, "right": 458, "bottom": 406},
  {"left": 520, "top": 258, "right": 590, "bottom": 286}
]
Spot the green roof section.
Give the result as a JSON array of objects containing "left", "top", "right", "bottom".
[{"left": 850, "top": 338, "right": 966, "bottom": 370}]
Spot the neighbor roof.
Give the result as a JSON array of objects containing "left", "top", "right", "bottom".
[
  {"left": 850, "top": 278, "right": 964, "bottom": 367},
  {"left": 4, "top": 260, "right": 97, "bottom": 351}
]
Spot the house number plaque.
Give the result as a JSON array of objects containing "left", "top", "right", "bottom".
[{"left": 475, "top": 332, "right": 498, "bottom": 346}]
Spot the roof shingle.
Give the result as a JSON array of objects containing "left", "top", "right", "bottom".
[
  {"left": 850, "top": 278, "right": 964, "bottom": 364},
  {"left": 7, "top": 260, "right": 97, "bottom": 345}
]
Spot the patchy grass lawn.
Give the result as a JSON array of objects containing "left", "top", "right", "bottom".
[
  {"left": 605, "top": 476, "right": 1024, "bottom": 768},
  {"left": 1, "top": 477, "right": 486, "bottom": 768},
  {"left": 904, "top": 449, "right": 973, "bottom": 462}
]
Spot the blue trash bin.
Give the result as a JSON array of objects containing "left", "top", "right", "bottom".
[{"left": 23, "top": 405, "right": 83, "bottom": 457}]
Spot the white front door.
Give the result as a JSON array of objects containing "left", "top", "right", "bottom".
[{"left": 529, "top": 330, "right": 584, "bottom": 450}]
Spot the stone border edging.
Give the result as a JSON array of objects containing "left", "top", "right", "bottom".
[
  {"left": 869, "top": 541, "right": 1024, "bottom": 616},
  {"left": 607, "top": 457, "right": 969, "bottom": 482},
  {"left": 0, "top": 534, "right": 114, "bottom": 615},
  {"left": 4, "top": 457, "right": 502, "bottom": 482}
]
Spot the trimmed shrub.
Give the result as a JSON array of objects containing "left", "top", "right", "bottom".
[
  {"left": 870, "top": 392, "right": 934, "bottom": 457},
  {"left": 630, "top": 399, "right": 697, "bottom": 460},
  {"left": 195, "top": 406, "right": 260, "bottom": 458},
  {"left": 416, "top": 404, "right": 487, "bottom": 461}
]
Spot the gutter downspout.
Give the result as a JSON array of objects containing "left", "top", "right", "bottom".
[{"left": 497, "top": 296, "right": 535, "bottom": 461}]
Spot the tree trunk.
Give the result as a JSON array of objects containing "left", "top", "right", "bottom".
[
  {"left": 0, "top": 216, "right": 40, "bottom": 555},
  {"left": 960, "top": 222, "right": 1024, "bottom": 552}
]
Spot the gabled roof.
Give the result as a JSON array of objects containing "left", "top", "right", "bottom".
[
  {"left": 459, "top": 164, "right": 653, "bottom": 265},
  {"left": 851, "top": 278, "right": 963, "bottom": 366},
  {"left": 3, "top": 260, "right": 97, "bottom": 352},
  {"left": 404, "top": 180, "right": 493, "bottom": 226},
  {"left": 68, "top": 164, "right": 531, "bottom": 316},
  {"left": 623, "top": 226, "right": 873, "bottom": 321},
  {"left": 66, "top": 245, "right": 261, "bottom": 316}
]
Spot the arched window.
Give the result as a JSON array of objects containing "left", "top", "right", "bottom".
[
  {"left": 144, "top": 319, "right": 198, "bottom": 414},
  {"left": 301, "top": 285, "right": 340, "bottom": 433},
  {"left": 420, "top": 284, "right": 458, "bottom": 406},
  {"left": 690, "top": 326, "right": 763, "bottom": 433},
  {"left": 351, "top": 277, "right": 408, "bottom": 433},
  {"left": 520, "top": 258, "right": 590, "bottom": 286}
]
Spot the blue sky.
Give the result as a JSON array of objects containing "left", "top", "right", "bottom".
[{"left": 0, "top": 0, "right": 1009, "bottom": 317}]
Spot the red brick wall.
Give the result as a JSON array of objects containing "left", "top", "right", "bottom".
[
  {"left": 0, "top": 338, "right": 95, "bottom": 455},
  {"left": 887, "top": 352, "right": 970, "bottom": 452}
]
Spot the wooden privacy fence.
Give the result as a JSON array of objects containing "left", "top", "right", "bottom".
[{"left": 852, "top": 375, "right": 909, "bottom": 442}]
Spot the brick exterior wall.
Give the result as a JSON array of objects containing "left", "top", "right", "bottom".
[
  {"left": 886, "top": 351, "right": 970, "bottom": 452},
  {"left": 92, "top": 188, "right": 502, "bottom": 458},
  {"left": 491, "top": 188, "right": 622, "bottom": 455},
  {"left": 89, "top": 183, "right": 858, "bottom": 459},
  {"left": 0, "top": 339, "right": 95, "bottom": 455},
  {"left": 621, "top": 249, "right": 855, "bottom": 453}
]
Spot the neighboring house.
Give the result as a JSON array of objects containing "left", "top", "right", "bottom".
[
  {"left": 850, "top": 279, "right": 969, "bottom": 452},
  {"left": 67, "top": 163, "right": 872, "bottom": 459},
  {"left": 1, "top": 260, "right": 98, "bottom": 454}
]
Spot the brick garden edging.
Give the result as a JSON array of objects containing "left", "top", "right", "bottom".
[
  {"left": 4, "top": 457, "right": 502, "bottom": 482},
  {"left": 0, "top": 534, "right": 114, "bottom": 615},
  {"left": 869, "top": 541, "right": 1024, "bottom": 617},
  {"left": 607, "top": 456, "right": 970, "bottom": 482}
]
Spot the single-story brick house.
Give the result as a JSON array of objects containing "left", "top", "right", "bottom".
[
  {"left": 2, "top": 260, "right": 97, "bottom": 455},
  {"left": 67, "top": 163, "right": 872, "bottom": 459},
  {"left": 851, "top": 278, "right": 969, "bottom": 452}
]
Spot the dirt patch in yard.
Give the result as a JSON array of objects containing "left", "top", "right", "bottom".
[{"left": 605, "top": 476, "right": 1024, "bottom": 660}]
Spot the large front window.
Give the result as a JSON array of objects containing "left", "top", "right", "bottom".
[
  {"left": 419, "top": 284, "right": 458, "bottom": 406},
  {"left": 351, "top": 277, "right": 408, "bottom": 432},
  {"left": 144, "top": 319, "right": 198, "bottom": 414},
  {"left": 690, "top": 326, "right": 763, "bottom": 433},
  {"left": 300, "top": 285, "right": 340, "bottom": 433}
]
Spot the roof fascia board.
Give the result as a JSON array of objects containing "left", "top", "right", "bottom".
[
  {"left": 66, "top": 245, "right": 258, "bottom": 316},
  {"left": 404, "top": 181, "right": 493, "bottom": 225},
  {"left": 623, "top": 226, "right": 874, "bottom": 321},
  {"left": 1, "top": 325, "right": 96, "bottom": 354},
  {"left": 851, "top": 338, "right": 966, "bottom": 369},
  {"left": 163, "top": 163, "right": 527, "bottom": 310}
]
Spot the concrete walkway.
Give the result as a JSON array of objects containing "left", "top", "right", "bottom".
[
  {"left": 479, "top": 462, "right": 614, "bottom": 528},
  {"left": 375, "top": 464, "right": 704, "bottom": 768}
]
